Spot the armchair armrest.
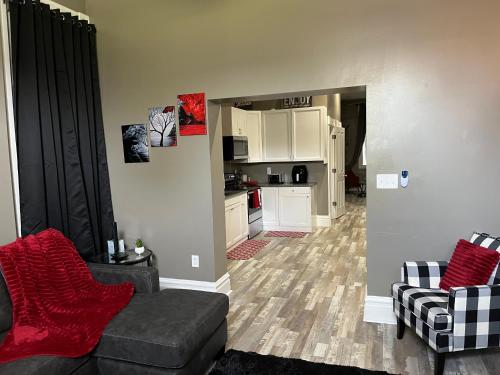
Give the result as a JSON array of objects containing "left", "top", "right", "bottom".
[
  {"left": 448, "top": 284, "right": 500, "bottom": 350},
  {"left": 402, "top": 261, "right": 448, "bottom": 288},
  {"left": 87, "top": 263, "right": 159, "bottom": 294}
]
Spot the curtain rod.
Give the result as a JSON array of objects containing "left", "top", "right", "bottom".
[{"left": 41, "top": 0, "right": 90, "bottom": 21}]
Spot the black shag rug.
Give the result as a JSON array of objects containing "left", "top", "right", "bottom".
[{"left": 209, "top": 350, "right": 394, "bottom": 375}]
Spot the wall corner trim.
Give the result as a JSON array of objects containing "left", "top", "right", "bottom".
[
  {"left": 363, "top": 295, "right": 396, "bottom": 325},
  {"left": 159, "top": 272, "right": 232, "bottom": 295},
  {"left": 313, "top": 215, "right": 331, "bottom": 227}
]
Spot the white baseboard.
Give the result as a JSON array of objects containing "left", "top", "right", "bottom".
[
  {"left": 159, "top": 272, "right": 232, "bottom": 295},
  {"left": 363, "top": 295, "right": 396, "bottom": 325},
  {"left": 313, "top": 215, "right": 331, "bottom": 227},
  {"left": 263, "top": 224, "right": 312, "bottom": 232}
]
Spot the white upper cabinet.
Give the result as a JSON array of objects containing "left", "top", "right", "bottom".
[
  {"left": 245, "top": 111, "right": 262, "bottom": 162},
  {"left": 222, "top": 107, "right": 246, "bottom": 136},
  {"left": 292, "top": 107, "right": 325, "bottom": 161},
  {"left": 222, "top": 105, "right": 326, "bottom": 163},
  {"left": 262, "top": 110, "right": 292, "bottom": 162}
]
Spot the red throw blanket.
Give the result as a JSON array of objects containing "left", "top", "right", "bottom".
[{"left": 0, "top": 228, "right": 134, "bottom": 363}]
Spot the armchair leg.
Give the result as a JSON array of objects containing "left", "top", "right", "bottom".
[
  {"left": 435, "top": 353, "right": 446, "bottom": 375},
  {"left": 396, "top": 318, "right": 405, "bottom": 339}
]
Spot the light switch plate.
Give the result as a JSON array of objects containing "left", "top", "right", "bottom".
[
  {"left": 191, "top": 255, "right": 199, "bottom": 268},
  {"left": 376, "top": 174, "right": 399, "bottom": 189},
  {"left": 267, "top": 167, "right": 272, "bottom": 175}
]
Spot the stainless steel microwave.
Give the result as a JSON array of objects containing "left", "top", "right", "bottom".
[{"left": 223, "top": 136, "right": 248, "bottom": 161}]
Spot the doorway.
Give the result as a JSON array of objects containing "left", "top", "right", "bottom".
[
  {"left": 211, "top": 85, "right": 369, "bottom": 361},
  {"left": 329, "top": 95, "right": 366, "bottom": 221}
]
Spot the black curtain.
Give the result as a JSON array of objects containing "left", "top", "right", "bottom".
[
  {"left": 346, "top": 102, "right": 366, "bottom": 170},
  {"left": 9, "top": 0, "right": 114, "bottom": 259}
]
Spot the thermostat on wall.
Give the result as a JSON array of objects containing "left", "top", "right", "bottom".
[{"left": 401, "top": 170, "right": 409, "bottom": 188}]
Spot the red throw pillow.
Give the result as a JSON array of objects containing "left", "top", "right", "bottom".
[{"left": 439, "top": 239, "right": 500, "bottom": 291}]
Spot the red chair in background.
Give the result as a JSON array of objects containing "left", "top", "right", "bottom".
[{"left": 346, "top": 169, "right": 366, "bottom": 197}]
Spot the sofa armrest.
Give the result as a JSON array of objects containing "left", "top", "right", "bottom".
[
  {"left": 87, "top": 263, "right": 159, "bottom": 293},
  {"left": 402, "top": 261, "right": 448, "bottom": 288},
  {"left": 448, "top": 284, "right": 500, "bottom": 350}
]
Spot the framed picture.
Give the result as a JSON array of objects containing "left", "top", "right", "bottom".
[
  {"left": 177, "top": 92, "right": 206, "bottom": 136},
  {"left": 121, "top": 124, "right": 150, "bottom": 163},
  {"left": 149, "top": 106, "right": 177, "bottom": 147}
]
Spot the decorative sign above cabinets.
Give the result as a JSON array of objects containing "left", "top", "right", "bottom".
[
  {"left": 234, "top": 101, "right": 253, "bottom": 110},
  {"left": 282, "top": 96, "right": 312, "bottom": 109}
]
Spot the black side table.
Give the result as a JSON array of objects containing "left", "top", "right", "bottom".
[{"left": 90, "top": 249, "right": 153, "bottom": 267}]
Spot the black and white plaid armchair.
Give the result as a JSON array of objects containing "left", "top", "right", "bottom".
[{"left": 392, "top": 232, "right": 500, "bottom": 375}]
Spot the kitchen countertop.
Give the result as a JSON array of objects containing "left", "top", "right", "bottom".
[
  {"left": 224, "top": 182, "right": 316, "bottom": 199},
  {"left": 224, "top": 190, "right": 247, "bottom": 199},
  {"left": 258, "top": 182, "right": 317, "bottom": 188}
]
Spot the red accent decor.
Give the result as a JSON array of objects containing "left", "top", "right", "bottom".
[
  {"left": 252, "top": 191, "right": 261, "bottom": 209},
  {"left": 178, "top": 93, "right": 206, "bottom": 136},
  {"left": 227, "top": 240, "right": 270, "bottom": 260},
  {"left": 265, "top": 231, "right": 308, "bottom": 238},
  {"left": 0, "top": 229, "right": 134, "bottom": 363},
  {"left": 439, "top": 239, "right": 500, "bottom": 291}
]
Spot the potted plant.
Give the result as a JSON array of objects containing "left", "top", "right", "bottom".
[{"left": 134, "top": 239, "right": 145, "bottom": 255}]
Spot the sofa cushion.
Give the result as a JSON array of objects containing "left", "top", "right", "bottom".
[
  {"left": 94, "top": 289, "right": 229, "bottom": 368},
  {"left": 392, "top": 282, "right": 452, "bottom": 331},
  {"left": 0, "top": 274, "right": 12, "bottom": 333},
  {"left": 0, "top": 331, "right": 89, "bottom": 375},
  {"left": 0, "top": 356, "right": 90, "bottom": 375},
  {"left": 470, "top": 232, "right": 500, "bottom": 284}
]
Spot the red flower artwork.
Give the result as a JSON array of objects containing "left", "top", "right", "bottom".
[{"left": 177, "top": 92, "right": 206, "bottom": 136}]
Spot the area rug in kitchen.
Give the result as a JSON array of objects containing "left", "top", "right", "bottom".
[
  {"left": 209, "top": 350, "right": 393, "bottom": 375},
  {"left": 227, "top": 240, "right": 270, "bottom": 260},
  {"left": 265, "top": 231, "right": 307, "bottom": 238}
]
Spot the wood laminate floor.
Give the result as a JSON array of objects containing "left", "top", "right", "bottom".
[{"left": 226, "top": 196, "right": 500, "bottom": 374}]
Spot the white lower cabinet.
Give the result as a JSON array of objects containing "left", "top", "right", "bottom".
[
  {"left": 261, "top": 186, "right": 314, "bottom": 232},
  {"left": 262, "top": 187, "right": 279, "bottom": 227},
  {"left": 278, "top": 188, "right": 312, "bottom": 228},
  {"left": 225, "top": 194, "right": 249, "bottom": 250}
]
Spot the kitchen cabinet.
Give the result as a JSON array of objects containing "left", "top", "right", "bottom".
[
  {"left": 245, "top": 111, "right": 262, "bottom": 162},
  {"left": 261, "top": 186, "right": 315, "bottom": 232},
  {"left": 278, "top": 187, "right": 312, "bottom": 228},
  {"left": 261, "top": 187, "right": 279, "bottom": 227},
  {"left": 223, "top": 106, "right": 327, "bottom": 163},
  {"left": 222, "top": 107, "right": 247, "bottom": 136},
  {"left": 291, "top": 107, "right": 325, "bottom": 161},
  {"left": 262, "top": 110, "right": 292, "bottom": 162},
  {"left": 225, "top": 193, "right": 249, "bottom": 249}
]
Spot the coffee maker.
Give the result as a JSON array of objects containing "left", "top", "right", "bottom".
[{"left": 291, "top": 165, "right": 308, "bottom": 184}]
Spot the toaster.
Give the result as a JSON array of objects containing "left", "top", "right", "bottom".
[{"left": 268, "top": 173, "right": 283, "bottom": 184}]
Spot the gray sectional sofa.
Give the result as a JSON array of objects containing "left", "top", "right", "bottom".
[{"left": 0, "top": 263, "right": 229, "bottom": 374}]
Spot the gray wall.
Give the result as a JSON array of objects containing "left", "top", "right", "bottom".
[
  {"left": 0, "top": 23, "right": 17, "bottom": 245},
  {"left": 208, "top": 102, "right": 228, "bottom": 280},
  {"left": 86, "top": 0, "right": 500, "bottom": 295},
  {"left": 56, "top": 0, "right": 86, "bottom": 13}
]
